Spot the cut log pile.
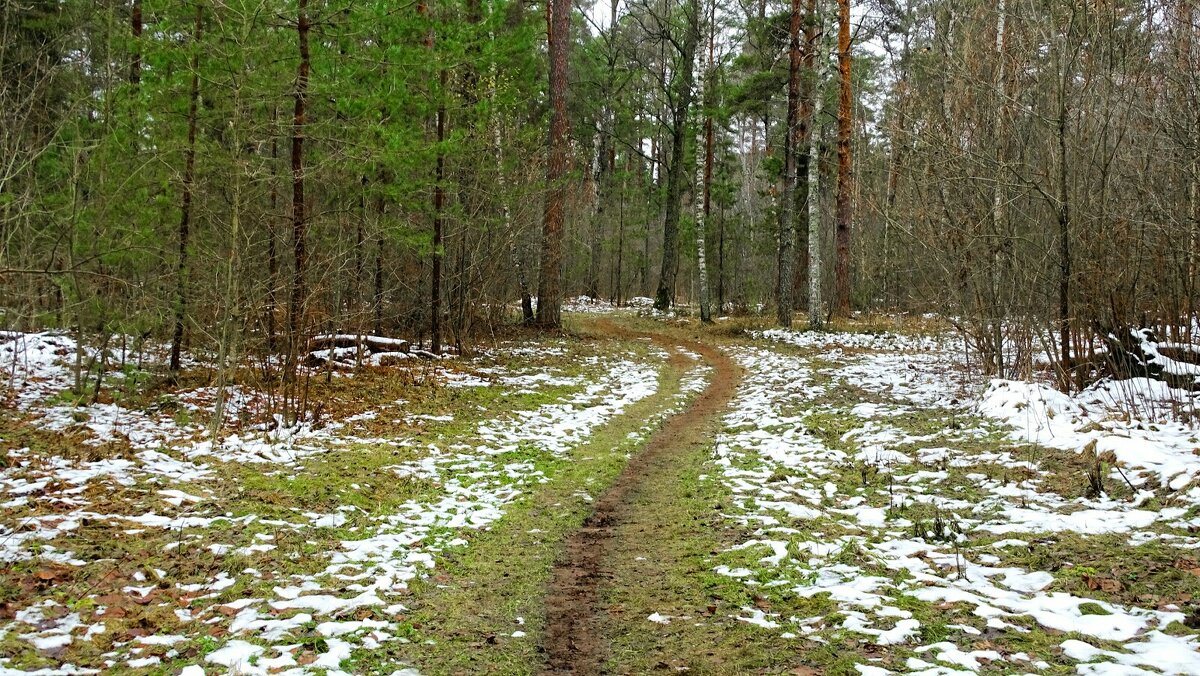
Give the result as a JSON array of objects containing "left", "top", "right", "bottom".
[
  {"left": 303, "top": 334, "right": 452, "bottom": 369},
  {"left": 1101, "top": 328, "right": 1200, "bottom": 391}
]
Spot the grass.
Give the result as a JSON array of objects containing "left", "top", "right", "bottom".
[
  {"left": 659, "top": 315, "right": 1200, "bottom": 673},
  {"left": 319, "top": 342, "right": 695, "bottom": 674},
  {"left": 599, "top": 434, "right": 817, "bottom": 675},
  {"left": 0, "top": 328, "right": 669, "bottom": 674},
  {"left": 5, "top": 314, "right": 1200, "bottom": 674}
]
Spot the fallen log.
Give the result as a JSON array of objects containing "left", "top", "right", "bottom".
[
  {"left": 371, "top": 352, "right": 411, "bottom": 366},
  {"left": 302, "top": 347, "right": 358, "bottom": 368},
  {"left": 307, "top": 334, "right": 410, "bottom": 355}
]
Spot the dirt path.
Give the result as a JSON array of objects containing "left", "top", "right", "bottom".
[{"left": 542, "top": 320, "right": 741, "bottom": 674}]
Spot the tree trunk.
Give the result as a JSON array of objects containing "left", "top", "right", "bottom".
[
  {"left": 695, "top": 0, "right": 712, "bottom": 323},
  {"left": 703, "top": 92, "right": 716, "bottom": 314},
  {"left": 616, "top": 156, "right": 627, "bottom": 305},
  {"left": 536, "top": 0, "right": 570, "bottom": 328},
  {"left": 432, "top": 68, "right": 446, "bottom": 353},
  {"left": 833, "top": 0, "right": 853, "bottom": 317},
  {"left": 374, "top": 190, "right": 386, "bottom": 335},
  {"left": 1057, "top": 99, "right": 1071, "bottom": 388},
  {"left": 808, "top": 0, "right": 828, "bottom": 330},
  {"left": 129, "top": 0, "right": 142, "bottom": 85},
  {"left": 777, "top": 0, "right": 803, "bottom": 328},
  {"left": 287, "top": 0, "right": 311, "bottom": 380},
  {"left": 645, "top": 127, "right": 659, "bottom": 297},
  {"left": 588, "top": 120, "right": 607, "bottom": 299},
  {"left": 353, "top": 186, "right": 364, "bottom": 325},
  {"left": 988, "top": 0, "right": 1008, "bottom": 376},
  {"left": 654, "top": 1, "right": 699, "bottom": 313},
  {"left": 267, "top": 106, "right": 279, "bottom": 353},
  {"left": 718, "top": 148, "right": 725, "bottom": 313},
  {"left": 793, "top": 4, "right": 817, "bottom": 309},
  {"left": 169, "top": 4, "right": 203, "bottom": 377},
  {"left": 496, "top": 119, "right": 532, "bottom": 325}
]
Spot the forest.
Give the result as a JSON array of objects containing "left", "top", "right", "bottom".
[
  {"left": 3, "top": 0, "right": 1196, "bottom": 383},
  {"left": 3, "top": 0, "right": 1200, "bottom": 674}
]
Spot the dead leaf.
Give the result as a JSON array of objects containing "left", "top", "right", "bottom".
[{"left": 1082, "top": 575, "right": 1124, "bottom": 593}]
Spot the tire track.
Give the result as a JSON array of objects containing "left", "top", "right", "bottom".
[{"left": 542, "top": 320, "right": 740, "bottom": 674}]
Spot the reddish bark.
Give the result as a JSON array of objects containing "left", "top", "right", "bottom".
[
  {"left": 834, "top": 0, "right": 853, "bottom": 316},
  {"left": 536, "top": 0, "right": 571, "bottom": 327}
]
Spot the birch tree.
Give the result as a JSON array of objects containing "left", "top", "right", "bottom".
[
  {"left": 694, "top": 0, "right": 713, "bottom": 323},
  {"left": 808, "top": 0, "right": 830, "bottom": 330}
]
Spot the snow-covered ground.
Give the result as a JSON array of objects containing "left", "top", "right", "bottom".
[
  {"left": 710, "top": 328, "right": 1200, "bottom": 674},
  {"left": 0, "top": 330, "right": 710, "bottom": 675},
  {"left": 559, "top": 295, "right": 657, "bottom": 314},
  {"left": 11, "top": 320, "right": 1200, "bottom": 674}
]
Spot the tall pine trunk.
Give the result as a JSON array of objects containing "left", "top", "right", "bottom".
[
  {"left": 536, "top": 0, "right": 570, "bottom": 327},
  {"left": 833, "top": 0, "right": 853, "bottom": 317}
]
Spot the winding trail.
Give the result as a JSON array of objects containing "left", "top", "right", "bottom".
[{"left": 542, "top": 320, "right": 741, "bottom": 674}]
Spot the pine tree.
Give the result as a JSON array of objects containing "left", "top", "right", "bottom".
[{"left": 537, "top": 0, "right": 572, "bottom": 327}]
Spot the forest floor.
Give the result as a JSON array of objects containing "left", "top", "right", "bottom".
[{"left": 2, "top": 307, "right": 1200, "bottom": 675}]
